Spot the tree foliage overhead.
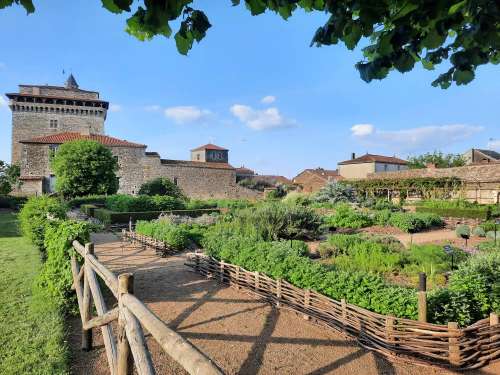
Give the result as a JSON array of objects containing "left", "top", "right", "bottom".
[
  {"left": 0, "top": 161, "right": 20, "bottom": 195},
  {"left": 3, "top": 0, "right": 499, "bottom": 88},
  {"left": 51, "top": 140, "right": 119, "bottom": 198},
  {"left": 407, "top": 151, "right": 466, "bottom": 169}
]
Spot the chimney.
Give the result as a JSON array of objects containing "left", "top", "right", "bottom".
[
  {"left": 426, "top": 162, "right": 436, "bottom": 169},
  {"left": 351, "top": 152, "right": 356, "bottom": 160}
]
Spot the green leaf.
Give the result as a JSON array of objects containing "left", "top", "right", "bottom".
[
  {"left": 101, "top": 0, "right": 123, "bottom": 14},
  {"left": 453, "top": 69, "right": 475, "bottom": 85},
  {"left": 18, "top": 0, "right": 34, "bottom": 13},
  {"left": 422, "top": 29, "right": 447, "bottom": 50},
  {"left": 394, "top": 51, "right": 415, "bottom": 73},
  {"left": 245, "top": 0, "right": 267, "bottom": 15},
  {"left": 343, "top": 22, "right": 362, "bottom": 50},
  {"left": 421, "top": 58, "right": 435, "bottom": 70},
  {"left": 449, "top": 0, "right": 466, "bottom": 15},
  {"left": 175, "top": 31, "right": 193, "bottom": 55}
]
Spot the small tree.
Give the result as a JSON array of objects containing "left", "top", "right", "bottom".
[
  {"left": 407, "top": 151, "right": 466, "bottom": 169},
  {"left": 51, "top": 140, "right": 118, "bottom": 198},
  {"left": 0, "top": 161, "right": 20, "bottom": 195},
  {"left": 138, "top": 177, "right": 185, "bottom": 199},
  {"left": 314, "top": 181, "right": 357, "bottom": 204}
]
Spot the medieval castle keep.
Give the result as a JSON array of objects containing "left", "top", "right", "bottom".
[{"left": 6, "top": 75, "right": 258, "bottom": 199}]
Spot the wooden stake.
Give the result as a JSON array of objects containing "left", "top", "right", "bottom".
[
  {"left": 418, "top": 272, "right": 427, "bottom": 323},
  {"left": 276, "top": 279, "right": 282, "bottom": 308},
  {"left": 303, "top": 289, "right": 310, "bottom": 320},
  {"left": 220, "top": 260, "right": 225, "bottom": 283},
  {"left": 118, "top": 273, "right": 134, "bottom": 375},
  {"left": 341, "top": 298, "right": 347, "bottom": 330},
  {"left": 448, "top": 322, "right": 461, "bottom": 366},
  {"left": 255, "top": 271, "right": 260, "bottom": 291},
  {"left": 82, "top": 243, "right": 94, "bottom": 351}
]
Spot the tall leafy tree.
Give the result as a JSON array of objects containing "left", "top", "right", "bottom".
[
  {"left": 3, "top": 0, "right": 499, "bottom": 87},
  {"left": 51, "top": 140, "right": 119, "bottom": 197},
  {"left": 0, "top": 161, "right": 20, "bottom": 195},
  {"left": 407, "top": 151, "right": 466, "bottom": 169}
]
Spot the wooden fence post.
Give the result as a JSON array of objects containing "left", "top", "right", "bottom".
[
  {"left": 303, "top": 289, "right": 311, "bottom": 320},
  {"left": 276, "top": 279, "right": 282, "bottom": 308},
  {"left": 341, "top": 298, "right": 347, "bottom": 331},
  {"left": 82, "top": 243, "right": 94, "bottom": 351},
  {"left": 255, "top": 271, "right": 260, "bottom": 291},
  {"left": 385, "top": 316, "right": 395, "bottom": 352},
  {"left": 448, "top": 322, "right": 461, "bottom": 367},
  {"left": 235, "top": 266, "right": 240, "bottom": 290},
  {"left": 118, "top": 273, "right": 134, "bottom": 375},
  {"left": 491, "top": 313, "right": 499, "bottom": 349},
  {"left": 418, "top": 272, "right": 427, "bottom": 323},
  {"left": 220, "top": 260, "right": 225, "bottom": 283}
]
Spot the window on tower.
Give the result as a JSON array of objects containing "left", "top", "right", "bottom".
[{"left": 49, "top": 119, "right": 58, "bottom": 129}]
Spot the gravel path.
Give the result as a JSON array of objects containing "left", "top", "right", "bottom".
[{"left": 67, "top": 232, "right": 500, "bottom": 375}]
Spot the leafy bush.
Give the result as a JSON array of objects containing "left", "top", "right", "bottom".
[
  {"left": 66, "top": 195, "right": 108, "bottom": 208},
  {"left": 470, "top": 226, "right": 485, "bottom": 239},
  {"left": 138, "top": 177, "right": 186, "bottom": 199},
  {"left": 388, "top": 212, "right": 443, "bottom": 233},
  {"left": 36, "top": 220, "right": 90, "bottom": 312},
  {"left": 415, "top": 206, "right": 490, "bottom": 219},
  {"left": 0, "top": 160, "right": 20, "bottom": 195},
  {"left": 238, "top": 178, "right": 273, "bottom": 191},
  {"left": 185, "top": 199, "right": 218, "bottom": 210},
  {"left": 135, "top": 220, "right": 190, "bottom": 250},
  {"left": 105, "top": 194, "right": 186, "bottom": 212},
  {"left": 323, "top": 204, "right": 372, "bottom": 229},
  {"left": 19, "top": 196, "right": 67, "bottom": 251},
  {"left": 360, "top": 198, "right": 401, "bottom": 211},
  {"left": 455, "top": 224, "right": 471, "bottom": 238},
  {"left": 428, "top": 250, "right": 500, "bottom": 325},
  {"left": 51, "top": 140, "right": 119, "bottom": 197},
  {"left": 230, "top": 202, "right": 322, "bottom": 241},
  {"left": 419, "top": 199, "right": 478, "bottom": 209},
  {"left": 265, "top": 185, "right": 287, "bottom": 200},
  {"left": 478, "top": 241, "right": 500, "bottom": 252},
  {"left": 486, "top": 231, "right": 500, "bottom": 240},
  {"left": 480, "top": 221, "right": 498, "bottom": 233},
  {"left": 314, "top": 181, "right": 356, "bottom": 204},
  {"left": 372, "top": 209, "right": 392, "bottom": 226},
  {"left": 202, "top": 224, "right": 418, "bottom": 319},
  {"left": 282, "top": 192, "right": 312, "bottom": 206},
  {"left": 0, "top": 195, "right": 27, "bottom": 209}
]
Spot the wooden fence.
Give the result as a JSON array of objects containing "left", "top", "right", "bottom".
[
  {"left": 122, "top": 230, "right": 178, "bottom": 257},
  {"left": 70, "top": 240, "right": 223, "bottom": 375},
  {"left": 186, "top": 253, "right": 500, "bottom": 370}
]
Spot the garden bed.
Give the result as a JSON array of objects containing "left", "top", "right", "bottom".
[{"left": 92, "top": 208, "right": 220, "bottom": 224}]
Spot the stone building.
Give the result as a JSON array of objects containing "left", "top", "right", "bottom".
[
  {"left": 338, "top": 153, "right": 408, "bottom": 179},
  {"left": 293, "top": 168, "right": 342, "bottom": 193},
  {"left": 463, "top": 148, "right": 500, "bottom": 165},
  {"left": 6, "top": 76, "right": 259, "bottom": 199}
]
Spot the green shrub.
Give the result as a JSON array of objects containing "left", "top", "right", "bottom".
[
  {"left": 138, "top": 177, "right": 186, "bottom": 199},
  {"left": 19, "top": 196, "right": 67, "bottom": 250},
  {"left": 402, "top": 244, "right": 468, "bottom": 278},
  {"left": 415, "top": 206, "right": 490, "bottom": 219},
  {"left": 202, "top": 223, "right": 418, "bottom": 319},
  {"left": 80, "top": 204, "right": 98, "bottom": 216},
  {"left": 105, "top": 194, "right": 186, "bottom": 212},
  {"left": 455, "top": 224, "right": 471, "bottom": 238},
  {"left": 372, "top": 209, "right": 392, "bottom": 226},
  {"left": 388, "top": 212, "right": 443, "bottom": 233},
  {"left": 93, "top": 208, "right": 220, "bottom": 224},
  {"left": 428, "top": 250, "right": 500, "bottom": 325},
  {"left": 361, "top": 198, "right": 401, "bottom": 211},
  {"left": 66, "top": 195, "right": 108, "bottom": 208},
  {"left": 230, "top": 202, "right": 322, "bottom": 241},
  {"left": 135, "top": 220, "right": 190, "bottom": 250},
  {"left": 478, "top": 241, "right": 500, "bottom": 252},
  {"left": 36, "top": 220, "right": 90, "bottom": 312},
  {"left": 480, "top": 221, "right": 498, "bottom": 233},
  {"left": 486, "top": 231, "right": 500, "bottom": 240},
  {"left": 323, "top": 204, "right": 372, "bottom": 229},
  {"left": 185, "top": 199, "right": 218, "bottom": 210},
  {"left": 0, "top": 195, "right": 27, "bottom": 209},
  {"left": 314, "top": 181, "right": 357, "bottom": 204},
  {"left": 420, "top": 199, "right": 478, "bottom": 209},
  {"left": 472, "top": 226, "right": 486, "bottom": 237},
  {"left": 282, "top": 192, "right": 312, "bottom": 206}
]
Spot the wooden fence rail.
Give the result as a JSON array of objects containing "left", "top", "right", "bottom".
[
  {"left": 185, "top": 252, "right": 500, "bottom": 370},
  {"left": 71, "top": 240, "right": 223, "bottom": 375}
]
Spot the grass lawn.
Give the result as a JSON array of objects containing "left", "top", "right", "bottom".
[{"left": 0, "top": 211, "right": 69, "bottom": 375}]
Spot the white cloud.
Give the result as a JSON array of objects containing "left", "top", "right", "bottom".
[
  {"left": 351, "top": 123, "right": 483, "bottom": 153},
  {"left": 261, "top": 95, "right": 276, "bottom": 104},
  {"left": 0, "top": 62, "right": 6, "bottom": 70},
  {"left": 109, "top": 104, "right": 122, "bottom": 112},
  {"left": 164, "top": 106, "right": 211, "bottom": 124},
  {"left": 488, "top": 139, "right": 500, "bottom": 150},
  {"left": 144, "top": 105, "right": 161, "bottom": 112},
  {"left": 0, "top": 96, "right": 8, "bottom": 109},
  {"left": 351, "top": 123, "right": 374, "bottom": 137},
  {"left": 230, "top": 104, "right": 296, "bottom": 131}
]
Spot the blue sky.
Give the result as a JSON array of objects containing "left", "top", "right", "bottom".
[{"left": 0, "top": 1, "right": 499, "bottom": 177}]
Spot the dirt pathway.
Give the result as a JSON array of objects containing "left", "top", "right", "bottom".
[{"left": 67, "top": 232, "right": 499, "bottom": 375}]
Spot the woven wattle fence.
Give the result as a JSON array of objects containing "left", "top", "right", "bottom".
[
  {"left": 185, "top": 253, "right": 500, "bottom": 370},
  {"left": 122, "top": 230, "right": 178, "bottom": 257}
]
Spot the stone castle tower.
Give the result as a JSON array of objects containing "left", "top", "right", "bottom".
[{"left": 6, "top": 74, "right": 109, "bottom": 164}]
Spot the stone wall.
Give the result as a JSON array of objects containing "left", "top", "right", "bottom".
[
  {"left": 141, "top": 155, "right": 260, "bottom": 199},
  {"left": 11, "top": 108, "right": 105, "bottom": 164},
  {"left": 294, "top": 172, "right": 328, "bottom": 193},
  {"left": 113, "top": 147, "right": 147, "bottom": 195}
]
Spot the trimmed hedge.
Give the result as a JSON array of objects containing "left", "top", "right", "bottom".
[
  {"left": 80, "top": 204, "right": 98, "bottom": 216},
  {"left": 93, "top": 208, "right": 220, "bottom": 224},
  {"left": 415, "top": 206, "right": 491, "bottom": 219},
  {"left": 66, "top": 195, "right": 108, "bottom": 208},
  {"left": 104, "top": 194, "right": 186, "bottom": 212}
]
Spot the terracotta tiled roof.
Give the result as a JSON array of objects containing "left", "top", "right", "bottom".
[
  {"left": 191, "top": 143, "right": 228, "bottom": 151},
  {"left": 338, "top": 154, "right": 407, "bottom": 165},
  {"left": 20, "top": 132, "right": 146, "bottom": 148},
  {"left": 19, "top": 175, "right": 43, "bottom": 180},
  {"left": 160, "top": 159, "right": 234, "bottom": 170}
]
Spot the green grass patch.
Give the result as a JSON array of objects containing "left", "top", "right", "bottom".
[{"left": 0, "top": 212, "right": 69, "bottom": 375}]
